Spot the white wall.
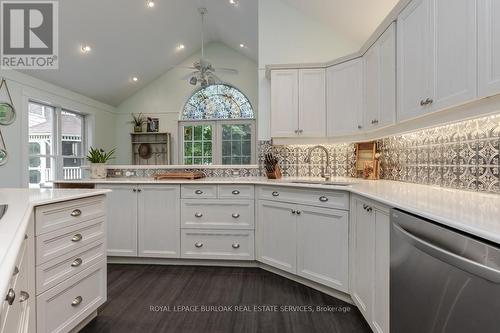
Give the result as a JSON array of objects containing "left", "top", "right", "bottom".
[
  {"left": 257, "top": 0, "right": 359, "bottom": 140},
  {"left": 0, "top": 70, "right": 116, "bottom": 188},
  {"left": 114, "top": 42, "right": 258, "bottom": 164}
]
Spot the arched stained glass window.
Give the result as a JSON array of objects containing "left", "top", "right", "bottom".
[{"left": 182, "top": 84, "right": 254, "bottom": 120}]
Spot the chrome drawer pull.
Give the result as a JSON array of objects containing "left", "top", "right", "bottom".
[
  {"left": 232, "top": 243, "right": 240, "bottom": 249},
  {"left": 71, "top": 234, "right": 83, "bottom": 242},
  {"left": 195, "top": 212, "right": 203, "bottom": 218},
  {"left": 296, "top": 211, "right": 302, "bottom": 215},
  {"left": 319, "top": 196, "right": 329, "bottom": 202},
  {"left": 232, "top": 213, "right": 240, "bottom": 219},
  {"left": 71, "top": 296, "right": 83, "bottom": 307},
  {"left": 272, "top": 191, "right": 279, "bottom": 197},
  {"left": 195, "top": 242, "right": 203, "bottom": 248},
  {"left": 70, "top": 209, "right": 82, "bottom": 217},
  {"left": 5, "top": 288, "right": 15, "bottom": 305},
  {"left": 71, "top": 258, "right": 83, "bottom": 267},
  {"left": 19, "top": 291, "right": 29, "bottom": 303},
  {"left": 195, "top": 190, "right": 203, "bottom": 195},
  {"left": 291, "top": 210, "right": 296, "bottom": 214},
  {"left": 232, "top": 190, "right": 240, "bottom": 195}
]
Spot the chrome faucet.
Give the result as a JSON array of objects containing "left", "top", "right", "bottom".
[{"left": 304, "top": 145, "right": 331, "bottom": 181}]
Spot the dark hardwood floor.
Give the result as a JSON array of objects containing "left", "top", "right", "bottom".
[{"left": 81, "top": 264, "right": 371, "bottom": 333}]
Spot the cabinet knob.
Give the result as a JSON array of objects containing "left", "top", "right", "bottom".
[
  {"left": 194, "top": 242, "right": 203, "bottom": 248},
  {"left": 232, "top": 213, "right": 240, "bottom": 219},
  {"left": 71, "top": 258, "right": 83, "bottom": 267},
  {"left": 319, "top": 196, "right": 329, "bottom": 202},
  {"left": 71, "top": 296, "right": 83, "bottom": 307},
  {"left": 296, "top": 210, "right": 302, "bottom": 215},
  {"left": 298, "top": 129, "right": 303, "bottom": 134},
  {"left": 19, "top": 291, "right": 29, "bottom": 303},
  {"left": 133, "top": 189, "right": 137, "bottom": 192},
  {"left": 70, "top": 209, "right": 82, "bottom": 217},
  {"left": 367, "top": 207, "right": 373, "bottom": 213},
  {"left": 5, "top": 288, "right": 15, "bottom": 305},
  {"left": 194, "top": 212, "right": 203, "bottom": 218},
  {"left": 137, "top": 189, "right": 142, "bottom": 193},
  {"left": 232, "top": 190, "right": 240, "bottom": 195},
  {"left": 291, "top": 209, "right": 296, "bottom": 214},
  {"left": 232, "top": 243, "right": 240, "bottom": 249},
  {"left": 294, "top": 129, "right": 299, "bottom": 134},
  {"left": 195, "top": 190, "right": 203, "bottom": 195},
  {"left": 358, "top": 125, "right": 363, "bottom": 130},
  {"left": 272, "top": 191, "right": 279, "bottom": 197},
  {"left": 71, "top": 234, "right": 83, "bottom": 242}
]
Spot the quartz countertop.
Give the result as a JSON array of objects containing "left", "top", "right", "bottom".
[
  {"left": 54, "top": 177, "right": 500, "bottom": 245},
  {"left": 0, "top": 188, "right": 110, "bottom": 303}
]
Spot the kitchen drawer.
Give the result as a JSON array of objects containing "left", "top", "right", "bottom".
[
  {"left": 181, "top": 199, "right": 254, "bottom": 230},
  {"left": 36, "top": 261, "right": 106, "bottom": 333},
  {"left": 218, "top": 185, "right": 255, "bottom": 199},
  {"left": 36, "top": 218, "right": 105, "bottom": 265},
  {"left": 36, "top": 240, "right": 106, "bottom": 295},
  {"left": 258, "top": 186, "right": 349, "bottom": 210},
  {"left": 36, "top": 195, "right": 106, "bottom": 236},
  {"left": 181, "top": 185, "right": 217, "bottom": 199},
  {"left": 181, "top": 229, "right": 255, "bottom": 260}
]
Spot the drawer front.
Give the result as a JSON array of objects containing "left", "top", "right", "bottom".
[
  {"left": 258, "top": 186, "right": 349, "bottom": 210},
  {"left": 181, "top": 185, "right": 218, "bottom": 199},
  {"left": 36, "top": 218, "right": 105, "bottom": 265},
  {"left": 181, "top": 200, "right": 254, "bottom": 230},
  {"left": 181, "top": 229, "right": 254, "bottom": 260},
  {"left": 37, "top": 261, "right": 106, "bottom": 333},
  {"left": 36, "top": 195, "right": 106, "bottom": 236},
  {"left": 36, "top": 240, "right": 106, "bottom": 295},
  {"left": 218, "top": 185, "right": 255, "bottom": 199}
]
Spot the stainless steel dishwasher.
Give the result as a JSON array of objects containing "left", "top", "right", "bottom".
[{"left": 390, "top": 209, "right": 500, "bottom": 333}]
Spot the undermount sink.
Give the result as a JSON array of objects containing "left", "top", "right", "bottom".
[
  {"left": 290, "top": 180, "right": 355, "bottom": 186},
  {"left": 0, "top": 205, "right": 7, "bottom": 220}
]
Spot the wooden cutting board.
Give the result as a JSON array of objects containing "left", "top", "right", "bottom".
[{"left": 153, "top": 171, "right": 205, "bottom": 180}]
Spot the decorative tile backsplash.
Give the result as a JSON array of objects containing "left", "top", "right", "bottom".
[{"left": 106, "top": 167, "right": 261, "bottom": 179}]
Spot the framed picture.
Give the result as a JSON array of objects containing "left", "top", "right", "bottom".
[{"left": 147, "top": 117, "right": 159, "bottom": 132}]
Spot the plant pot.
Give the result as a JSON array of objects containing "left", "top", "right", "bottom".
[
  {"left": 134, "top": 125, "right": 143, "bottom": 133},
  {"left": 90, "top": 163, "right": 107, "bottom": 179}
]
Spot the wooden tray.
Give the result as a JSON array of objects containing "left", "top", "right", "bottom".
[{"left": 154, "top": 171, "right": 205, "bottom": 180}]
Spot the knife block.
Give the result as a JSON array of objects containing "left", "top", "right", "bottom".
[{"left": 266, "top": 164, "right": 282, "bottom": 179}]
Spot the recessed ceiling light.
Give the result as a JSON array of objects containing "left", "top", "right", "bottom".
[
  {"left": 81, "top": 45, "right": 92, "bottom": 53},
  {"left": 146, "top": 0, "right": 155, "bottom": 8},
  {"left": 239, "top": 43, "right": 245, "bottom": 48},
  {"left": 131, "top": 76, "right": 139, "bottom": 82},
  {"left": 177, "top": 44, "right": 185, "bottom": 50},
  {"left": 229, "top": 0, "right": 239, "bottom": 6}
]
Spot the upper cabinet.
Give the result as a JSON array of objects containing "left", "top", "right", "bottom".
[
  {"left": 478, "top": 0, "right": 500, "bottom": 98},
  {"left": 397, "top": 0, "right": 477, "bottom": 122},
  {"left": 363, "top": 23, "right": 396, "bottom": 131},
  {"left": 327, "top": 58, "right": 364, "bottom": 136},
  {"left": 270, "top": 69, "right": 326, "bottom": 138}
]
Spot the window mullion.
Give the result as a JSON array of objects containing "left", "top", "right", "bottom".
[{"left": 54, "top": 107, "right": 63, "bottom": 180}]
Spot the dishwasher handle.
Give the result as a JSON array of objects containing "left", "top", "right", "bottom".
[{"left": 393, "top": 222, "right": 500, "bottom": 283}]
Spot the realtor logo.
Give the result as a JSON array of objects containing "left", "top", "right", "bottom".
[{"left": 1, "top": 1, "right": 58, "bottom": 69}]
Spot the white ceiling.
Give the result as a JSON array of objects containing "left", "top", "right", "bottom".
[
  {"left": 280, "top": 0, "right": 399, "bottom": 47},
  {"left": 23, "top": 0, "right": 258, "bottom": 106}
]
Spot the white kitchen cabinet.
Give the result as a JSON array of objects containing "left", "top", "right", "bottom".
[
  {"left": 296, "top": 205, "right": 348, "bottom": 292},
  {"left": 364, "top": 23, "right": 396, "bottom": 130},
  {"left": 98, "top": 184, "right": 138, "bottom": 256},
  {"left": 327, "top": 58, "right": 364, "bottom": 136},
  {"left": 398, "top": 0, "right": 477, "bottom": 122},
  {"left": 138, "top": 185, "right": 180, "bottom": 258},
  {"left": 256, "top": 200, "right": 297, "bottom": 273},
  {"left": 350, "top": 195, "right": 390, "bottom": 333},
  {"left": 478, "top": 0, "right": 500, "bottom": 97},
  {"left": 270, "top": 69, "right": 326, "bottom": 138}
]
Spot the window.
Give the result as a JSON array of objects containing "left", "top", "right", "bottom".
[
  {"left": 179, "top": 84, "right": 255, "bottom": 165},
  {"left": 28, "top": 102, "right": 87, "bottom": 188}
]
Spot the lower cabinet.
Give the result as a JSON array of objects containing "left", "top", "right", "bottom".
[
  {"left": 350, "top": 195, "right": 390, "bottom": 333},
  {"left": 257, "top": 198, "right": 349, "bottom": 292}
]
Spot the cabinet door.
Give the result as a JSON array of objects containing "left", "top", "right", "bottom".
[
  {"left": 431, "top": 0, "right": 477, "bottom": 111},
  {"left": 256, "top": 200, "right": 297, "bottom": 273},
  {"left": 97, "top": 184, "right": 138, "bottom": 256},
  {"left": 373, "top": 208, "right": 390, "bottom": 333},
  {"left": 377, "top": 23, "right": 396, "bottom": 128},
  {"left": 478, "top": 0, "right": 500, "bottom": 97},
  {"left": 296, "top": 205, "right": 348, "bottom": 292},
  {"left": 363, "top": 40, "right": 380, "bottom": 130},
  {"left": 298, "top": 69, "right": 326, "bottom": 137},
  {"left": 327, "top": 58, "right": 364, "bottom": 136},
  {"left": 270, "top": 69, "right": 299, "bottom": 137},
  {"left": 138, "top": 185, "right": 180, "bottom": 258},
  {"left": 397, "top": 0, "right": 433, "bottom": 121}
]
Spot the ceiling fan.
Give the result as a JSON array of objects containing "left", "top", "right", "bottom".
[{"left": 175, "top": 7, "right": 239, "bottom": 88}]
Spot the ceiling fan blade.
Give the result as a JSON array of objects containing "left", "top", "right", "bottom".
[
  {"left": 171, "top": 66, "right": 197, "bottom": 70},
  {"left": 214, "top": 67, "right": 239, "bottom": 74}
]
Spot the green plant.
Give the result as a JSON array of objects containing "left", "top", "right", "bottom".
[
  {"left": 130, "top": 113, "right": 145, "bottom": 126},
  {"left": 86, "top": 147, "right": 116, "bottom": 163}
]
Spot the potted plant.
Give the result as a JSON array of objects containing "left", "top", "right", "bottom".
[
  {"left": 130, "top": 113, "right": 145, "bottom": 132},
  {"left": 86, "top": 147, "right": 116, "bottom": 179}
]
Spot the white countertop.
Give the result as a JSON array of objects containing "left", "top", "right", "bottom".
[
  {"left": 55, "top": 177, "right": 500, "bottom": 244},
  {"left": 0, "top": 188, "right": 110, "bottom": 303}
]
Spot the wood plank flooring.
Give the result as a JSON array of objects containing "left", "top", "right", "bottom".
[{"left": 81, "top": 264, "right": 371, "bottom": 333}]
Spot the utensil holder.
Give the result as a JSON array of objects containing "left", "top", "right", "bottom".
[{"left": 266, "top": 164, "right": 282, "bottom": 179}]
